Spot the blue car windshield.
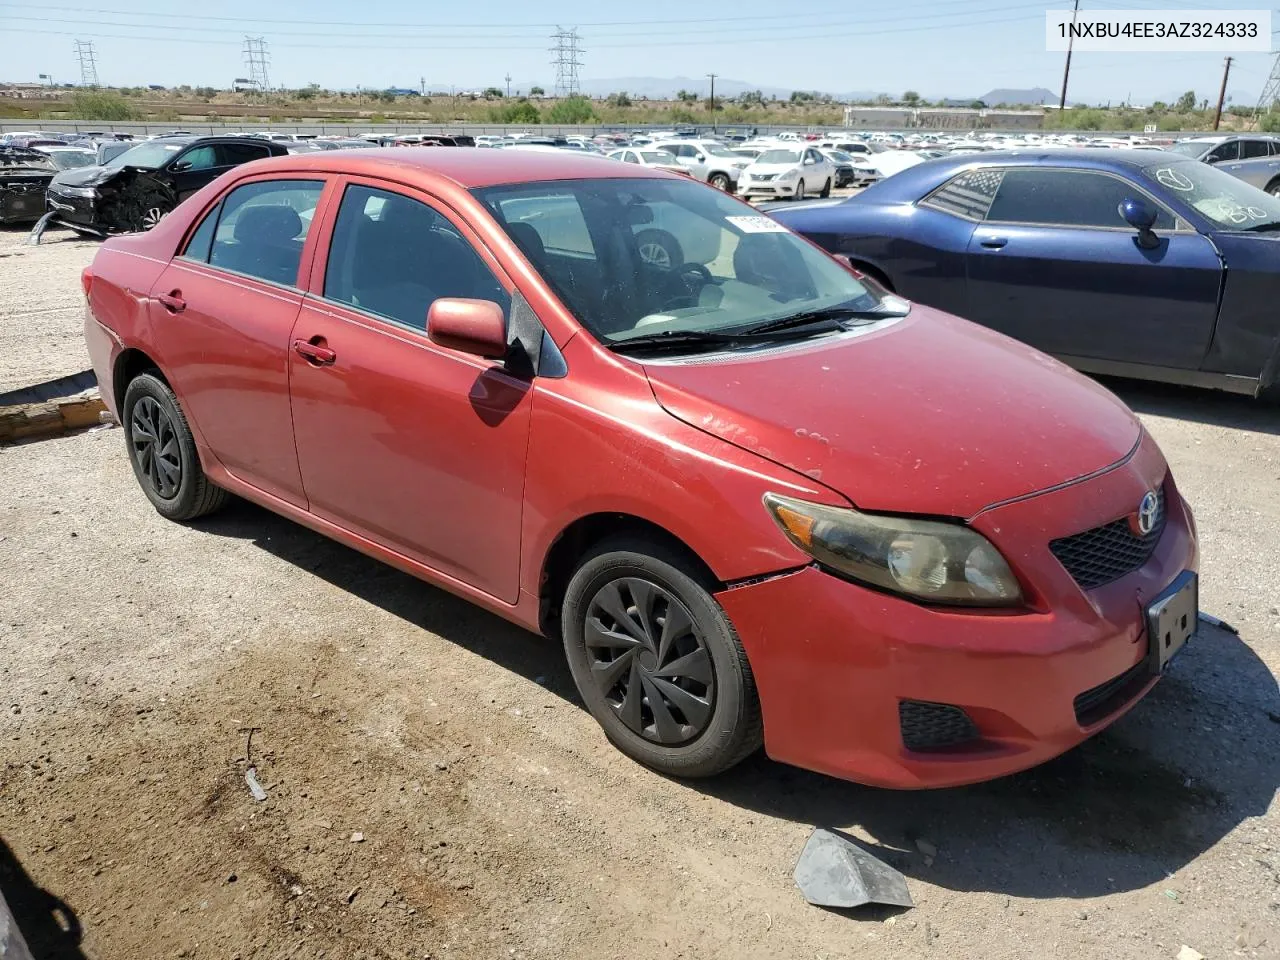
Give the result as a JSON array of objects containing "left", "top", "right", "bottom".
[{"left": 1143, "top": 158, "right": 1280, "bottom": 231}]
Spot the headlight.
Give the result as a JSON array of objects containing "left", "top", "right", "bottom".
[
  {"left": 55, "top": 185, "right": 98, "bottom": 198},
  {"left": 775, "top": 168, "right": 798, "bottom": 180},
  {"left": 764, "top": 494, "right": 1022, "bottom": 606}
]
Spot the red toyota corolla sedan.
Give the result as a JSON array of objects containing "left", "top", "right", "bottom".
[{"left": 82, "top": 149, "right": 1199, "bottom": 788}]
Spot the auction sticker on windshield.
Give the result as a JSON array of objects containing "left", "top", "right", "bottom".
[
  {"left": 726, "top": 215, "right": 791, "bottom": 234},
  {"left": 1046, "top": 9, "right": 1269, "bottom": 51}
]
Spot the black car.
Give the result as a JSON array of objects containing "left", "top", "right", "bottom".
[
  {"left": 0, "top": 146, "right": 57, "bottom": 224},
  {"left": 45, "top": 135, "right": 289, "bottom": 235}
]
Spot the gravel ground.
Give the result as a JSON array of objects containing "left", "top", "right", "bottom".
[
  {"left": 0, "top": 225, "right": 100, "bottom": 395},
  {"left": 0, "top": 216, "right": 1277, "bottom": 960}
]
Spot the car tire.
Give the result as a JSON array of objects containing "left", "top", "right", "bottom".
[
  {"left": 635, "top": 228, "right": 684, "bottom": 272},
  {"left": 1267, "top": 179, "right": 1280, "bottom": 197},
  {"left": 122, "top": 372, "right": 230, "bottom": 522},
  {"left": 820, "top": 178, "right": 832, "bottom": 198},
  {"left": 561, "top": 537, "right": 763, "bottom": 778},
  {"left": 794, "top": 179, "right": 806, "bottom": 201},
  {"left": 708, "top": 172, "right": 731, "bottom": 191}
]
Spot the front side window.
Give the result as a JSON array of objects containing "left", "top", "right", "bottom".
[
  {"left": 985, "top": 168, "right": 1177, "bottom": 230},
  {"left": 177, "top": 145, "right": 217, "bottom": 171},
  {"left": 1205, "top": 141, "right": 1240, "bottom": 163},
  {"left": 324, "top": 184, "right": 509, "bottom": 330},
  {"left": 474, "top": 177, "right": 884, "bottom": 344},
  {"left": 202, "top": 179, "right": 323, "bottom": 286}
]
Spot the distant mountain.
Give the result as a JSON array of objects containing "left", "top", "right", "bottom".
[{"left": 978, "top": 87, "right": 1058, "bottom": 106}]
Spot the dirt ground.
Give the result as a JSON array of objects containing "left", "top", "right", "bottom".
[
  {"left": 0, "top": 225, "right": 101, "bottom": 395},
  {"left": 1, "top": 224, "right": 1278, "bottom": 960}
]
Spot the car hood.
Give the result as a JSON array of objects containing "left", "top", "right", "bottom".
[
  {"left": 641, "top": 305, "right": 1141, "bottom": 518},
  {"left": 746, "top": 162, "right": 803, "bottom": 176},
  {"left": 50, "top": 163, "right": 116, "bottom": 187}
]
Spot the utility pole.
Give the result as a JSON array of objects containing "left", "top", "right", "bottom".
[
  {"left": 1058, "top": 0, "right": 1080, "bottom": 112},
  {"left": 420, "top": 76, "right": 425, "bottom": 96},
  {"left": 1214, "top": 56, "right": 1233, "bottom": 130},
  {"left": 505, "top": 73, "right": 512, "bottom": 98},
  {"left": 707, "top": 72, "right": 717, "bottom": 132}
]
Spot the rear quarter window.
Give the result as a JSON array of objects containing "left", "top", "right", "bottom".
[{"left": 920, "top": 168, "right": 1005, "bottom": 220}]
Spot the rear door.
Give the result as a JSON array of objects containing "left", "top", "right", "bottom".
[
  {"left": 964, "top": 166, "right": 1222, "bottom": 369},
  {"left": 288, "top": 179, "right": 533, "bottom": 602},
  {"left": 146, "top": 175, "right": 330, "bottom": 505}
]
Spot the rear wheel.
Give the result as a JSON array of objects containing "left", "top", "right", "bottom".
[
  {"left": 1267, "top": 179, "right": 1280, "bottom": 197},
  {"left": 123, "top": 372, "right": 230, "bottom": 521},
  {"left": 794, "top": 179, "right": 806, "bottom": 201},
  {"left": 561, "top": 537, "right": 762, "bottom": 778},
  {"left": 708, "top": 172, "right": 731, "bottom": 191}
]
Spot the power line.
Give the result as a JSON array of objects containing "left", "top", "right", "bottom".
[
  {"left": 73, "top": 38, "right": 99, "bottom": 86},
  {"left": 549, "top": 26, "right": 582, "bottom": 97},
  {"left": 241, "top": 35, "right": 270, "bottom": 92}
]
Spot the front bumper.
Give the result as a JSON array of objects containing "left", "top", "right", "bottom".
[
  {"left": 716, "top": 433, "right": 1198, "bottom": 788},
  {"left": 740, "top": 180, "right": 798, "bottom": 198},
  {"left": 46, "top": 189, "right": 104, "bottom": 231}
]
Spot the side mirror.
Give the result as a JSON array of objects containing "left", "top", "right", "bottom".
[
  {"left": 693, "top": 153, "right": 706, "bottom": 162},
  {"left": 171, "top": 159, "right": 192, "bottom": 172},
  {"left": 427, "top": 298, "right": 508, "bottom": 360},
  {"left": 1119, "top": 197, "right": 1160, "bottom": 249}
]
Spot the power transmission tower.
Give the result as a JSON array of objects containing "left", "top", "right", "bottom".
[
  {"left": 242, "top": 36, "right": 271, "bottom": 93},
  {"left": 549, "top": 26, "right": 583, "bottom": 98},
  {"left": 1253, "top": 51, "right": 1280, "bottom": 126},
  {"left": 74, "top": 39, "right": 99, "bottom": 87}
]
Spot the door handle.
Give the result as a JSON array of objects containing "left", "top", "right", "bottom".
[
  {"left": 156, "top": 290, "right": 185, "bottom": 313},
  {"left": 293, "top": 338, "right": 336, "bottom": 365},
  {"left": 980, "top": 237, "right": 1008, "bottom": 249}
]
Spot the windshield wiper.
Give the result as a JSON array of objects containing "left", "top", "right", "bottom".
[
  {"left": 1244, "top": 221, "right": 1280, "bottom": 233},
  {"left": 737, "top": 304, "right": 905, "bottom": 336},
  {"left": 607, "top": 330, "right": 750, "bottom": 355}
]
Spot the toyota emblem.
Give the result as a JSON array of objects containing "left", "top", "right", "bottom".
[{"left": 1136, "top": 491, "right": 1159, "bottom": 536}]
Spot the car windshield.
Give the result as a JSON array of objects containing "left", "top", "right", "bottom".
[
  {"left": 474, "top": 177, "right": 886, "bottom": 348},
  {"left": 640, "top": 151, "right": 676, "bottom": 163},
  {"left": 701, "top": 143, "right": 739, "bottom": 158},
  {"left": 828, "top": 151, "right": 853, "bottom": 162},
  {"left": 106, "top": 140, "right": 185, "bottom": 170},
  {"left": 1143, "top": 158, "right": 1280, "bottom": 231},
  {"left": 47, "top": 150, "right": 96, "bottom": 170},
  {"left": 756, "top": 149, "right": 801, "bottom": 164},
  {"left": 1165, "top": 140, "right": 1214, "bottom": 158},
  {"left": 0, "top": 148, "right": 56, "bottom": 173}
]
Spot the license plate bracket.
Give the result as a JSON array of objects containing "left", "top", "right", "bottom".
[{"left": 1146, "top": 570, "right": 1198, "bottom": 674}]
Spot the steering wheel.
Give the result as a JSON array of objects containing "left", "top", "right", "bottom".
[{"left": 656, "top": 263, "right": 714, "bottom": 312}]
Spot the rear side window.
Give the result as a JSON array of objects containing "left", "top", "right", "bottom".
[
  {"left": 204, "top": 179, "right": 323, "bottom": 287},
  {"left": 985, "top": 169, "right": 1176, "bottom": 230},
  {"left": 921, "top": 167, "right": 1005, "bottom": 221},
  {"left": 217, "top": 142, "right": 272, "bottom": 166},
  {"left": 181, "top": 200, "right": 221, "bottom": 261},
  {"left": 1241, "top": 139, "right": 1271, "bottom": 159},
  {"left": 323, "top": 184, "right": 509, "bottom": 331}
]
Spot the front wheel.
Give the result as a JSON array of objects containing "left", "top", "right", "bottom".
[
  {"left": 819, "top": 177, "right": 832, "bottom": 198},
  {"left": 708, "top": 172, "right": 731, "bottom": 191},
  {"left": 794, "top": 179, "right": 806, "bottom": 201},
  {"left": 561, "top": 538, "right": 762, "bottom": 778},
  {"left": 123, "top": 372, "right": 230, "bottom": 521}
]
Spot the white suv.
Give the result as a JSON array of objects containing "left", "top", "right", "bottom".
[{"left": 649, "top": 140, "right": 750, "bottom": 191}]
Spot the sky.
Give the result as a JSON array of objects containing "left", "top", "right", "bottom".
[{"left": 0, "top": 0, "right": 1274, "bottom": 106}]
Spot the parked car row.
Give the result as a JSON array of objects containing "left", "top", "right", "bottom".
[{"left": 81, "top": 146, "right": 1203, "bottom": 792}]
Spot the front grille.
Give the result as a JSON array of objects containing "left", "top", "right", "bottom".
[
  {"left": 1073, "top": 660, "right": 1148, "bottom": 726},
  {"left": 899, "top": 700, "right": 979, "bottom": 752},
  {"left": 753, "top": 173, "right": 777, "bottom": 182},
  {"left": 1049, "top": 488, "right": 1166, "bottom": 590}
]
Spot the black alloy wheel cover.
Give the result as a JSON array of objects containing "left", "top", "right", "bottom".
[
  {"left": 130, "top": 395, "right": 182, "bottom": 499},
  {"left": 583, "top": 577, "right": 715, "bottom": 745}
]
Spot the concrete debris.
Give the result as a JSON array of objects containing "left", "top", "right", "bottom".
[
  {"left": 0, "top": 888, "right": 34, "bottom": 960},
  {"left": 350, "top": 832, "right": 364, "bottom": 843},
  {"left": 793, "top": 828, "right": 913, "bottom": 910},
  {"left": 1176, "top": 946, "right": 1204, "bottom": 960}
]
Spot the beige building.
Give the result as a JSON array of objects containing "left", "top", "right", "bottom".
[{"left": 843, "top": 105, "right": 1044, "bottom": 130}]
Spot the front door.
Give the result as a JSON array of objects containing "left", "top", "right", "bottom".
[
  {"left": 288, "top": 180, "right": 532, "bottom": 603},
  {"left": 146, "top": 176, "right": 329, "bottom": 505},
  {"left": 964, "top": 167, "right": 1222, "bottom": 369}
]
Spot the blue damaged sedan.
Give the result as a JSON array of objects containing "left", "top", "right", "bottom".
[{"left": 768, "top": 150, "right": 1280, "bottom": 397}]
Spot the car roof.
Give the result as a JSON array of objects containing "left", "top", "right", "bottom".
[{"left": 243, "top": 146, "right": 669, "bottom": 189}]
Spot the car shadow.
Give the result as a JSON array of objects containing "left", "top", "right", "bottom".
[
  {"left": 0, "top": 836, "right": 87, "bottom": 960},
  {"left": 193, "top": 499, "right": 1279, "bottom": 901},
  {"left": 1101, "top": 375, "right": 1280, "bottom": 436}
]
